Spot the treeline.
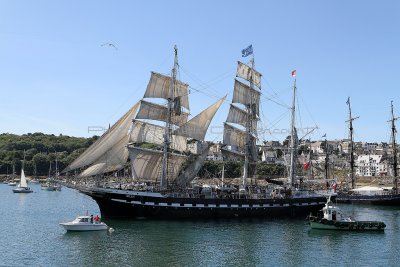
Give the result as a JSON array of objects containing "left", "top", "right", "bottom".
[
  {"left": 0, "top": 133, "right": 98, "bottom": 176},
  {"left": 198, "top": 161, "right": 285, "bottom": 179}
]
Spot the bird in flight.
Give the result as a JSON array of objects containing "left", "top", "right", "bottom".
[{"left": 101, "top": 42, "right": 118, "bottom": 50}]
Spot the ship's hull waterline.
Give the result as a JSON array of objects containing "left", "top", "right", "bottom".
[
  {"left": 336, "top": 194, "right": 400, "bottom": 206},
  {"left": 81, "top": 188, "right": 326, "bottom": 219}
]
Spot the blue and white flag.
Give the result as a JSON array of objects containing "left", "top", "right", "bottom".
[
  {"left": 322, "top": 134, "right": 326, "bottom": 138},
  {"left": 241, "top": 45, "right": 253, "bottom": 57}
]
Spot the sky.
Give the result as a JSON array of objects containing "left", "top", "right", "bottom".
[{"left": 0, "top": 0, "right": 399, "bottom": 143}]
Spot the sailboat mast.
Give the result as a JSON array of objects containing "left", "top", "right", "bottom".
[
  {"left": 346, "top": 97, "right": 358, "bottom": 189},
  {"left": 289, "top": 76, "right": 297, "bottom": 186},
  {"left": 390, "top": 101, "right": 398, "bottom": 193},
  {"left": 161, "top": 46, "right": 178, "bottom": 190}
]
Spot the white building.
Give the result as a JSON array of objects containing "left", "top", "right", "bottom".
[{"left": 356, "top": 154, "right": 388, "bottom": 177}]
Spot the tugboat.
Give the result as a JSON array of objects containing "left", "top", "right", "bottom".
[{"left": 307, "top": 196, "right": 386, "bottom": 231}]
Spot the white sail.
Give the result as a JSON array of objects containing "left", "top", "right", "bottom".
[
  {"left": 130, "top": 120, "right": 187, "bottom": 152},
  {"left": 20, "top": 169, "right": 28, "bottom": 188},
  {"left": 232, "top": 80, "right": 260, "bottom": 116},
  {"left": 78, "top": 136, "right": 129, "bottom": 177},
  {"left": 128, "top": 147, "right": 187, "bottom": 182},
  {"left": 173, "top": 96, "right": 226, "bottom": 140},
  {"left": 63, "top": 102, "right": 140, "bottom": 173},
  {"left": 175, "top": 143, "right": 210, "bottom": 186},
  {"left": 223, "top": 123, "right": 247, "bottom": 148},
  {"left": 144, "top": 72, "right": 190, "bottom": 110},
  {"left": 135, "top": 100, "right": 188, "bottom": 126},
  {"left": 226, "top": 104, "right": 247, "bottom": 127},
  {"left": 236, "top": 61, "right": 262, "bottom": 88}
]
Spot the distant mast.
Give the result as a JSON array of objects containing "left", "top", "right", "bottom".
[
  {"left": 389, "top": 101, "right": 398, "bottom": 193},
  {"left": 346, "top": 97, "right": 358, "bottom": 189},
  {"left": 324, "top": 136, "right": 329, "bottom": 181},
  {"left": 289, "top": 70, "right": 297, "bottom": 186}
]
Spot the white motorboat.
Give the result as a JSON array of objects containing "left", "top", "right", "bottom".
[
  {"left": 8, "top": 181, "right": 17, "bottom": 186},
  {"left": 12, "top": 169, "right": 33, "bottom": 193},
  {"left": 59, "top": 216, "right": 108, "bottom": 231}
]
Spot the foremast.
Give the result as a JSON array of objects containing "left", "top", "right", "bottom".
[
  {"left": 161, "top": 46, "right": 179, "bottom": 190},
  {"left": 389, "top": 101, "right": 398, "bottom": 193},
  {"left": 346, "top": 97, "right": 359, "bottom": 189}
]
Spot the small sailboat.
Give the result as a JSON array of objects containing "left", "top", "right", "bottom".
[
  {"left": 13, "top": 169, "right": 33, "bottom": 193},
  {"left": 307, "top": 196, "right": 385, "bottom": 231}
]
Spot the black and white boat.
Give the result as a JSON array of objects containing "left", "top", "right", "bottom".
[{"left": 63, "top": 46, "right": 326, "bottom": 219}]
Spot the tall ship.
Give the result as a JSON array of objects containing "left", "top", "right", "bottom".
[
  {"left": 336, "top": 99, "right": 400, "bottom": 205},
  {"left": 63, "top": 46, "right": 326, "bottom": 219}
]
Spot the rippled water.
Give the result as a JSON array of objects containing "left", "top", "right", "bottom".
[{"left": 1, "top": 184, "right": 400, "bottom": 266}]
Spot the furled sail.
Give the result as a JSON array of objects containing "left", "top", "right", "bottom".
[
  {"left": 62, "top": 102, "right": 140, "bottom": 173},
  {"left": 129, "top": 120, "right": 187, "bottom": 152},
  {"left": 128, "top": 147, "right": 187, "bottom": 182},
  {"left": 144, "top": 72, "right": 190, "bottom": 110},
  {"left": 232, "top": 80, "right": 260, "bottom": 116},
  {"left": 236, "top": 61, "right": 262, "bottom": 88},
  {"left": 173, "top": 96, "right": 226, "bottom": 141},
  {"left": 135, "top": 100, "right": 188, "bottom": 126}
]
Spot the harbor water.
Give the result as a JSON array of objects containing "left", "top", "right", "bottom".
[{"left": 1, "top": 183, "right": 400, "bottom": 266}]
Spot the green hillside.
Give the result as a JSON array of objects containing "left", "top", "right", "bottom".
[{"left": 0, "top": 132, "right": 98, "bottom": 176}]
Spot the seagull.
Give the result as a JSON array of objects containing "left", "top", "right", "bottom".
[{"left": 101, "top": 42, "right": 118, "bottom": 50}]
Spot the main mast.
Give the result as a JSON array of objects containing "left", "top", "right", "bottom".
[
  {"left": 289, "top": 73, "right": 297, "bottom": 186},
  {"left": 390, "top": 101, "right": 398, "bottom": 193},
  {"left": 346, "top": 97, "right": 358, "bottom": 189},
  {"left": 243, "top": 55, "right": 255, "bottom": 187},
  {"left": 161, "top": 46, "right": 179, "bottom": 190}
]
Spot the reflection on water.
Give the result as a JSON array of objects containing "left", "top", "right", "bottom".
[{"left": 1, "top": 184, "right": 400, "bottom": 266}]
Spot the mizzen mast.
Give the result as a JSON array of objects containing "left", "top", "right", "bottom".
[
  {"left": 389, "top": 101, "right": 398, "bottom": 193},
  {"left": 288, "top": 70, "right": 297, "bottom": 186}
]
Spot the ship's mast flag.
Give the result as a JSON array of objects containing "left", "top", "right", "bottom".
[
  {"left": 292, "top": 70, "right": 296, "bottom": 77},
  {"left": 241, "top": 45, "right": 253, "bottom": 57}
]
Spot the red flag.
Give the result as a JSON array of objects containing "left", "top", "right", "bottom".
[
  {"left": 303, "top": 161, "right": 311, "bottom": 171},
  {"left": 292, "top": 70, "right": 296, "bottom": 77},
  {"left": 331, "top": 181, "right": 337, "bottom": 190}
]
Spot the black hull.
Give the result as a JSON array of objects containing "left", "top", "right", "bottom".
[
  {"left": 83, "top": 188, "right": 326, "bottom": 220},
  {"left": 336, "top": 194, "right": 400, "bottom": 206}
]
